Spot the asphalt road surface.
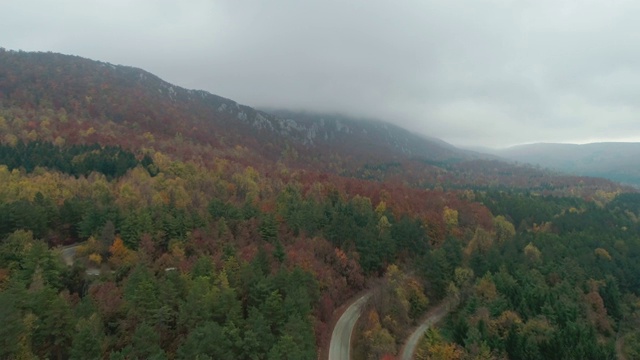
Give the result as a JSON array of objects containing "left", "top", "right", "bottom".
[
  {"left": 399, "top": 302, "right": 450, "bottom": 360},
  {"left": 328, "top": 293, "right": 371, "bottom": 360},
  {"left": 58, "top": 243, "right": 101, "bottom": 275},
  {"left": 60, "top": 244, "right": 80, "bottom": 266}
]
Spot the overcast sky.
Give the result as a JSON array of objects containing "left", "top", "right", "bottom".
[{"left": 2, "top": 0, "right": 640, "bottom": 147}]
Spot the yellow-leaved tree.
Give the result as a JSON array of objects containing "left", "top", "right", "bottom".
[
  {"left": 415, "top": 328, "right": 464, "bottom": 360},
  {"left": 109, "top": 236, "right": 136, "bottom": 269}
]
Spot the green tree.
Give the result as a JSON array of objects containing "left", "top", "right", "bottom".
[
  {"left": 70, "top": 315, "right": 103, "bottom": 360},
  {"left": 259, "top": 213, "right": 278, "bottom": 243},
  {"left": 115, "top": 323, "right": 167, "bottom": 360},
  {"left": 31, "top": 288, "right": 74, "bottom": 360},
  {"left": 178, "top": 276, "right": 216, "bottom": 331},
  {"left": 0, "top": 283, "right": 26, "bottom": 358},
  {"left": 245, "top": 307, "right": 274, "bottom": 357},
  {"left": 177, "top": 321, "right": 227, "bottom": 360}
]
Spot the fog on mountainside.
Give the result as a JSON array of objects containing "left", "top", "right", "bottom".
[{"left": 492, "top": 142, "right": 640, "bottom": 187}]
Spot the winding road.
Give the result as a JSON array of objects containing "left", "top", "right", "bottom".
[
  {"left": 328, "top": 293, "right": 371, "bottom": 360},
  {"left": 58, "top": 242, "right": 101, "bottom": 275},
  {"left": 60, "top": 243, "right": 81, "bottom": 266},
  {"left": 399, "top": 302, "right": 450, "bottom": 360}
]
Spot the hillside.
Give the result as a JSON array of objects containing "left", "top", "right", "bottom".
[
  {"left": 493, "top": 142, "right": 640, "bottom": 186},
  {"left": 0, "top": 49, "right": 477, "bottom": 168},
  {"left": 0, "top": 49, "right": 626, "bottom": 195},
  {"left": 1, "top": 49, "right": 640, "bottom": 360},
  {"left": 261, "top": 109, "right": 482, "bottom": 162}
]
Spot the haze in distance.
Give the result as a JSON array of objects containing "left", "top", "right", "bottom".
[{"left": 3, "top": 0, "right": 640, "bottom": 148}]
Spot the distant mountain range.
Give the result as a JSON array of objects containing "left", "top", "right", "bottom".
[{"left": 490, "top": 142, "right": 640, "bottom": 187}]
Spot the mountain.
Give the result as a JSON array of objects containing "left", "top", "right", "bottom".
[
  {"left": 260, "top": 108, "right": 484, "bottom": 163},
  {"left": 0, "top": 49, "right": 626, "bottom": 194},
  {"left": 492, "top": 142, "right": 640, "bottom": 186},
  {"left": 2, "top": 49, "right": 640, "bottom": 360},
  {"left": 0, "top": 49, "right": 479, "bottom": 169}
]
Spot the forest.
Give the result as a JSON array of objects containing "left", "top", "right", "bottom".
[{"left": 0, "top": 49, "right": 639, "bottom": 359}]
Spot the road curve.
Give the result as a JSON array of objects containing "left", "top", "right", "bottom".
[
  {"left": 59, "top": 243, "right": 82, "bottom": 266},
  {"left": 329, "top": 293, "right": 371, "bottom": 360},
  {"left": 399, "top": 302, "right": 450, "bottom": 360}
]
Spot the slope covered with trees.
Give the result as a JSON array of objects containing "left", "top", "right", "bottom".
[
  {"left": 0, "top": 151, "right": 494, "bottom": 359},
  {"left": 0, "top": 48, "right": 625, "bottom": 193},
  {"left": 0, "top": 49, "right": 638, "bottom": 359},
  {"left": 409, "top": 191, "right": 640, "bottom": 360}
]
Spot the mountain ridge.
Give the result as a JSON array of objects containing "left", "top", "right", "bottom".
[
  {"left": 492, "top": 142, "right": 640, "bottom": 186},
  {"left": 0, "top": 48, "right": 628, "bottom": 194},
  {"left": 0, "top": 48, "right": 479, "bottom": 167}
]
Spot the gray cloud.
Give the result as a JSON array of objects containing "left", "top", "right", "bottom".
[{"left": 3, "top": 0, "right": 640, "bottom": 147}]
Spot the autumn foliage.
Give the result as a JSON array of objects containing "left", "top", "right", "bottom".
[{"left": 0, "top": 48, "right": 639, "bottom": 360}]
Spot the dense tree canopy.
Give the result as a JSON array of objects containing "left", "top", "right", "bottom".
[{"left": 1, "top": 49, "right": 639, "bottom": 359}]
